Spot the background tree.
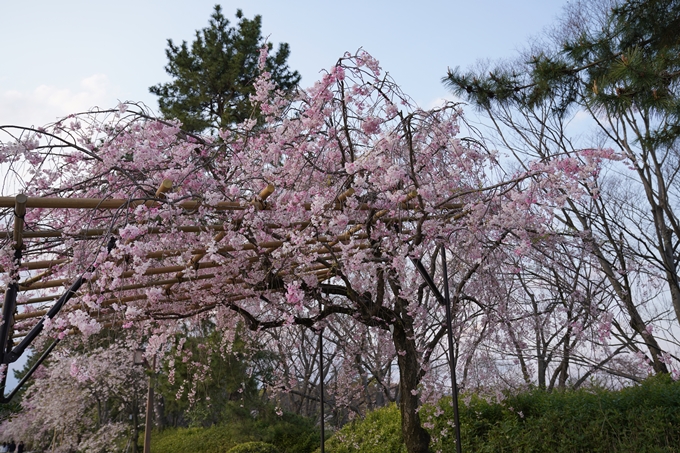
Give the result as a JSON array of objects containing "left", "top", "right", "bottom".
[
  {"left": 155, "top": 322, "right": 264, "bottom": 429},
  {"left": 149, "top": 5, "right": 300, "bottom": 133},
  {"left": 0, "top": 351, "right": 38, "bottom": 426},
  {"left": 0, "top": 343, "right": 146, "bottom": 452},
  {"left": 445, "top": 0, "right": 680, "bottom": 376}
]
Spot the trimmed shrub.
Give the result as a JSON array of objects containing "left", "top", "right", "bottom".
[
  {"left": 227, "top": 442, "right": 281, "bottom": 453},
  {"left": 151, "top": 425, "right": 244, "bottom": 453},
  {"left": 151, "top": 406, "right": 319, "bottom": 453},
  {"left": 322, "top": 375, "right": 680, "bottom": 453},
  {"left": 321, "top": 404, "right": 405, "bottom": 453},
  {"left": 426, "top": 374, "right": 680, "bottom": 452}
]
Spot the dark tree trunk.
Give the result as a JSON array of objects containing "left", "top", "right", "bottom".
[{"left": 393, "top": 316, "right": 431, "bottom": 453}]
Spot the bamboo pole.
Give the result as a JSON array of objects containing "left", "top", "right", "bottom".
[
  {"left": 6, "top": 250, "right": 349, "bottom": 322},
  {"left": 0, "top": 217, "right": 419, "bottom": 242},
  {"left": 3, "top": 231, "right": 369, "bottom": 274},
  {"left": 147, "top": 179, "right": 173, "bottom": 206},
  {"left": 21, "top": 295, "right": 59, "bottom": 305},
  {"left": 18, "top": 278, "right": 71, "bottom": 291},
  {"left": 3, "top": 227, "right": 375, "bottom": 299},
  {"left": 9, "top": 261, "right": 227, "bottom": 297},
  {"left": 0, "top": 195, "right": 463, "bottom": 212},
  {"left": 2, "top": 180, "right": 427, "bottom": 329},
  {"left": 9, "top": 254, "right": 346, "bottom": 324},
  {"left": 253, "top": 183, "right": 275, "bottom": 210},
  {"left": 14, "top": 309, "right": 47, "bottom": 321},
  {"left": 0, "top": 196, "right": 243, "bottom": 211},
  {"left": 9, "top": 251, "right": 346, "bottom": 322},
  {"left": 0, "top": 259, "right": 68, "bottom": 272},
  {"left": 336, "top": 187, "right": 355, "bottom": 205},
  {"left": 2, "top": 180, "right": 176, "bottom": 293},
  {"left": 7, "top": 234, "right": 372, "bottom": 296}
]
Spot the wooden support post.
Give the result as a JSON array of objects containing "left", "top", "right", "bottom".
[{"left": 0, "top": 194, "right": 27, "bottom": 368}]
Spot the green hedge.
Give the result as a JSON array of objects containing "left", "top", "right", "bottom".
[
  {"left": 150, "top": 425, "right": 229, "bottom": 453},
  {"left": 322, "top": 374, "right": 680, "bottom": 453},
  {"left": 151, "top": 407, "right": 319, "bottom": 453},
  {"left": 227, "top": 442, "right": 281, "bottom": 453},
  {"left": 320, "top": 404, "right": 405, "bottom": 453}
]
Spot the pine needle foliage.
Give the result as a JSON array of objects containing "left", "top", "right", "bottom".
[
  {"left": 445, "top": 0, "right": 680, "bottom": 147},
  {"left": 150, "top": 5, "right": 300, "bottom": 134}
]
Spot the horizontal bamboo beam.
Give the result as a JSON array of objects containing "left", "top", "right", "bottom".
[
  {"left": 0, "top": 216, "right": 430, "bottom": 243},
  {"left": 0, "top": 224, "right": 235, "bottom": 240},
  {"left": 5, "top": 230, "right": 371, "bottom": 276},
  {"left": 16, "top": 260, "right": 223, "bottom": 293},
  {"left": 0, "top": 196, "right": 244, "bottom": 210},
  {"left": 15, "top": 309, "right": 47, "bottom": 321},
  {"left": 0, "top": 195, "right": 463, "bottom": 212},
  {"left": 10, "top": 262, "right": 343, "bottom": 325},
  {"left": 0, "top": 259, "right": 68, "bottom": 275},
  {"left": 22, "top": 295, "right": 59, "bottom": 305},
  {"left": 19, "top": 278, "right": 71, "bottom": 291},
  {"left": 9, "top": 257, "right": 341, "bottom": 320}
]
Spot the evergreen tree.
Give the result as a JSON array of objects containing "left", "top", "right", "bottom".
[
  {"left": 155, "top": 323, "right": 268, "bottom": 428},
  {"left": 150, "top": 5, "right": 300, "bottom": 133},
  {"left": 444, "top": 0, "right": 680, "bottom": 144},
  {"left": 0, "top": 351, "right": 36, "bottom": 422}
]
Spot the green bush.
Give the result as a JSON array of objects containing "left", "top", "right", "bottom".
[
  {"left": 227, "top": 442, "right": 281, "bottom": 453},
  {"left": 321, "top": 404, "right": 405, "bottom": 453},
  {"left": 252, "top": 409, "right": 320, "bottom": 453},
  {"left": 426, "top": 374, "right": 680, "bottom": 453},
  {"left": 322, "top": 375, "right": 680, "bottom": 453},
  {"left": 151, "top": 425, "right": 243, "bottom": 453},
  {"left": 151, "top": 406, "right": 320, "bottom": 453}
]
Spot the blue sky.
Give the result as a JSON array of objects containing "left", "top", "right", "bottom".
[{"left": 1, "top": 0, "right": 568, "bottom": 127}]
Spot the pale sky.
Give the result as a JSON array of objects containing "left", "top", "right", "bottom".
[
  {"left": 0, "top": 0, "right": 580, "bottom": 393},
  {"left": 0, "top": 0, "right": 569, "bottom": 128}
]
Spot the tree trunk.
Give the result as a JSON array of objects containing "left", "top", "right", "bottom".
[
  {"left": 393, "top": 320, "right": 431, "bottom": 453},
  {"left": 564, "top": 203, "right": 670, "bottom": 374}
]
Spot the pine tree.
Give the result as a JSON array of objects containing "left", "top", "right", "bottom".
[
  {"left": 444, "top": 0, "right": 680, "bottom": 144},
  {"left": 150, "top": 5, "right": 300, "bottom": 133}
]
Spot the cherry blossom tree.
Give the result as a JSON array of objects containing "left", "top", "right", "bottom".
[
  {"left": 0, "top": 50, "right": 613, "bottom": 452},
  {"left": 445, "top": 0, "right": 680, "bottom": 378},
  {"left": 453, "top": 234, "right": 658, "bottom": 392},
  {"left": 0, "top": 342, "right": 146, "bottom": 452}
]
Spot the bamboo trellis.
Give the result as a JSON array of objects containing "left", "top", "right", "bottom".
[{"left": 0, "top": 179, "right": 464, "bottom": 402}]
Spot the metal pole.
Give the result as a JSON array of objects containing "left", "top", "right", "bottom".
[
  {"left": 1, "top": 340, "right": 59, "bottom": 403},
  {"left": 0, "top": 274, "right": 19, "bottom": 365},
  {"left": 318, "top": 327, "right": 325, "bottom": 453},
  {"left": 441, "top": 248, "right": 462, "bottom": 453},
  {"left": 143, "top": 355, "right": 156, "bottom": 453}
]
